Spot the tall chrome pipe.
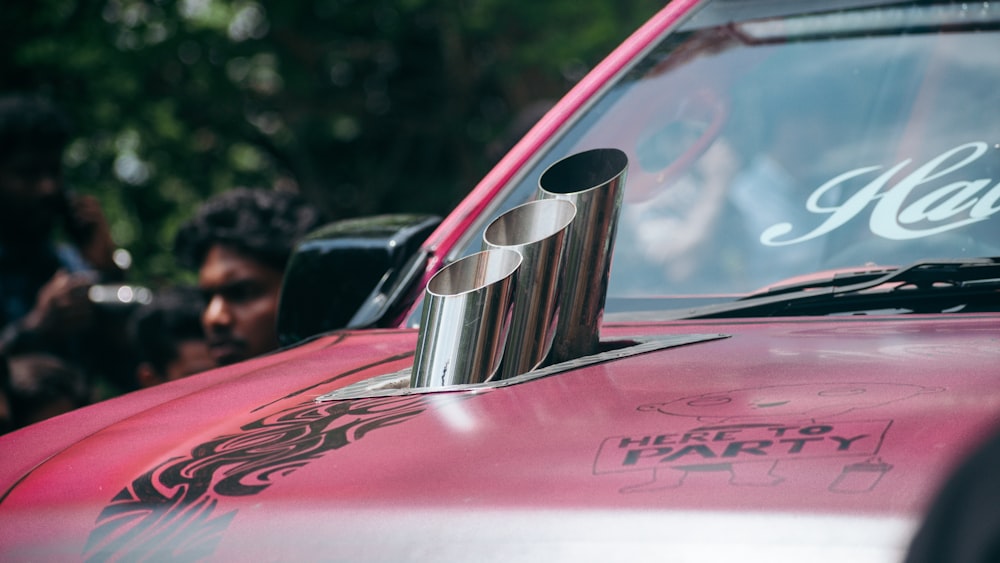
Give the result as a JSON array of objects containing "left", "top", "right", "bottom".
[
  {"left": 537, "top": 147, "right": 628, "bottom": 364},
  {"left": 410, "top": 248, "right": 521, "bottom": 388},
  {"left": 483, "top": 199, "right": 577, "bottom": 380}
]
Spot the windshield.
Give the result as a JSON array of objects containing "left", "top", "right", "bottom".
[{"left": 450, "top": 0, "right": 1000, "bottom": 317}]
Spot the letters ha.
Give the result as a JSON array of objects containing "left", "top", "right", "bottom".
[{"left": 761, "top": 142, "right": 999, "bottom": 246}]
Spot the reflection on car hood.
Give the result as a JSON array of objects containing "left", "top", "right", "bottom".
[{"left": 1, "top": 316, "right": 999, "bottom": 560}]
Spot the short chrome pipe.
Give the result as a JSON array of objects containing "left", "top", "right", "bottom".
[{"left": 410, "top": 248, "right": 521, "bottom": 388}]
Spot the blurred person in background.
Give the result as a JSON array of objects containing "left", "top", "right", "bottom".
[
  {"left": 129, "top": 285, "right": 214, "bottom": 388},
  {"left": 174, "top": 188, "right": 326, "bottom": 367},
  {"left": 0, "top": 93, "right": 133, "bottom": 406},
  {"left": 0, "top": 357, "right": 10, "bottom": 434},
  {"left": 1, "top": 352, "right": 89, "bottom": 432}
]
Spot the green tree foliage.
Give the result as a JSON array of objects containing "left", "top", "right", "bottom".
[{"left": 1, "top": 0, "right": 661, "bottom": 285}]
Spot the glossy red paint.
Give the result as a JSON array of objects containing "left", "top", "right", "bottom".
[
  {"left": 1, "top": 316, "right": 998, "bottom": 560},
  {"left": 3, "top": 0, "right": 999, "bottom": 560}
]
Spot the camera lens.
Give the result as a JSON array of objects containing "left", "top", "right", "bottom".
[{"left": 87, "top": 284, "right": 153, "bottom": 311}]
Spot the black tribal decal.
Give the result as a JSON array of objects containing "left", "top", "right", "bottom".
[{"left": 83, "top": 395, "right": 433, "bottom": 561}]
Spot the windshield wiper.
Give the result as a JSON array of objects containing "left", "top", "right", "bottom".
[{"left": 668, "top": 257, "right": 1000, "bottom": 319}]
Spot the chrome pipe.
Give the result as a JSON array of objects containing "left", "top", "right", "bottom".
[
  {"left": 483, "top": 199, "right": 577, "bottom": 380},
  {"left": 410, "top": 248, "right": 522, "bottom": 388},
  {"left": 537, "top": 147, "right": 628, "bottom": 364}
]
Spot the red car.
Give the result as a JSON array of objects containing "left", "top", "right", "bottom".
[{"left": 3, "top": 0, "right": 999, "bottom": 560}]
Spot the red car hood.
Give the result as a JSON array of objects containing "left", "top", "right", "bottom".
[{"left": 2, "top": 315, "right": 999, "bottom": 561}]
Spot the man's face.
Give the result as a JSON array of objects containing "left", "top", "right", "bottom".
[{"left": 198, "top": 244, "right": 285, "bottom": 367}]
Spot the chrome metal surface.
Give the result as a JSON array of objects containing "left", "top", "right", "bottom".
[
  {"left": 537, "top": 147, "right": 629, "bottom": 363},
  {"left": 410, "top": 248, "right": 522, "bottom": 388},
  {"left": 483, "top": 199, "right": 577, "bottom": 379}
]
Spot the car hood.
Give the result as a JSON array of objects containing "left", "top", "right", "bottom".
[{"left": 2, "top": 315, "right": 999, "bottom": 561}]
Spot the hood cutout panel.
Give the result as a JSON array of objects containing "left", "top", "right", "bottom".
[{"left": 316, "top": 333, "right": 730, "bottom": 402}]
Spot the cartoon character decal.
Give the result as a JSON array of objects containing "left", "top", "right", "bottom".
[
  {"left": 642, "top": 382, "right": 942, "bottom": 423},
  {"left": 594, "top": 382, "right": 942, "bottom": 494}
]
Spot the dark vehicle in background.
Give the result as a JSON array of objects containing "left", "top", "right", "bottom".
[{"left": 2, "top": 0, "right": 998, "bottom": 560}]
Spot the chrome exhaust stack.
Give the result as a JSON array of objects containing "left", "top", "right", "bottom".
[
  {"left": 410, "top": 249, "right": 521, "bottom": 387},
  {"left": 537, "top": 148, "right": 628, "bottom": 364},
  {"left": 483, "top": 198, "right": 577, "bottom": 380},
  {"left": 410, "top": 147, "right": 627, "bottom": 388}
]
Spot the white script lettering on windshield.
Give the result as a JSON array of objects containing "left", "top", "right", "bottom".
[{"left": 761, "top": 142, "right": 999, "bottom": 246}]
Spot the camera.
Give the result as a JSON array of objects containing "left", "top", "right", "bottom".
[{"left": 87, "top": 284, "right": 153, "bottom": 314}]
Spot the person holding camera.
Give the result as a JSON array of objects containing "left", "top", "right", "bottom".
[{"left": 0, "top": 93, "right": 126, "bottom": 411}]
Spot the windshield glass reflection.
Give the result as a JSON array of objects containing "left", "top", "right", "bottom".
[{"left": 459, "top": 1, "right": 1000, "bottom": 311}]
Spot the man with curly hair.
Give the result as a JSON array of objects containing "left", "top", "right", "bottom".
[{"left": 174, "top": 188, "right": 326, "bottom": 367}]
